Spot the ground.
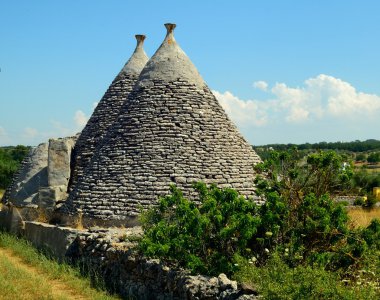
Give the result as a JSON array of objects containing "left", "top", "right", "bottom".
[{"left": 0, "top": 232, "right": 119, "bottom": 300}]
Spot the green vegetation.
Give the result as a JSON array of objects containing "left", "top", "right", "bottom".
[
  {"left": 254, "top": 139, "right": 380, "bottom": 153},
  {"left": 352, "top": 168, "right": 380, "bottom": 195},
  {"left": 0, "top": 145, "right": 30, "bottom": 189},
  {"left": 140, "top": 183, "right": 259, "bottom": 275},
  {"left": 367, "top": 152, "right": 380, "bottom": 164},
  {"left": 234, "top": 253, "right": 379, "bottom": 300},
  {"left": 140, "top": 149, "right": 380, "bottom": 298},
  {"left": 0, "top": 231, "right": 119, "bottom": 300}
]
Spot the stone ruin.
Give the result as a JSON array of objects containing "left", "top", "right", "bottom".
[
  {"left": 2, "top": 23, "right": 262, "bottom": 226},
  {"left": 1, "top": 136, "right": 77, "bottom": 209}
]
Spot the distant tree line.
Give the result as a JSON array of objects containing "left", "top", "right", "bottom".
[
  {"left": 0, "top": 146, "right": 30, "bottom": 189},
  {"left": 253, "top": 139, "right": 380, "bottom": 153}
]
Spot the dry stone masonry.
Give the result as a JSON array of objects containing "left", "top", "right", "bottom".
[
  {"left": 65, "top": 24, "right": 262, "bottom": 221},
  {"left": 1, "top": 136, "right": 77, "bottom": 208},
  {"left": 68, "top": 35, "right": 149, "bottom": 192},
  {"left": 2, "top": 143, "right": 48, "bottom": 206}
]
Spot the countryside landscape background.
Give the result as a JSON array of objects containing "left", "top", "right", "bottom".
[{"left": 2, "top": 1, "right": 380, "bottom": 299}]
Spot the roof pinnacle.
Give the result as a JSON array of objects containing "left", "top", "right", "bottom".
[{"left": 135, "top": 34, "right": 146, "bottom": 48}]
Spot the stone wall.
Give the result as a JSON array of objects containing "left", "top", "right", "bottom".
[{"left": 19, "top": 222, "right": 258, "bottom": 300}]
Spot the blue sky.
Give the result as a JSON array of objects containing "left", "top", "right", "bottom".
[{"left": 1, "top": 1, "right": 379, "bottom": 146}]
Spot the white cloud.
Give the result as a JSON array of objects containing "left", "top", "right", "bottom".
[
  {"left": 215, "top": 74, "right": 380, "bottom": 127},
  {"left": 253, "top": 80, "right": 268, "bottom": 91},
  {"left": 23, "top": 127, "right": 39, "bottom": 138},
  {"left": 213, "top": 74, "right": 380, "bottom": 144},
  {"left": 272, "top": 74, "right": 380, "bottom": 122},
  {"left": 74, "top": 110, "right": 88, "bottom": 128},
  {"left": 212, "top": 90, "right": 268, "bottom": 127}
]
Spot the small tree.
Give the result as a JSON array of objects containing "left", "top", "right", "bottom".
[
  {"left": 355, "top": 153, "right": 366, "bottom": 162},
  {"left": 367, "top": 152, "right": 380, "bottom": 164}
]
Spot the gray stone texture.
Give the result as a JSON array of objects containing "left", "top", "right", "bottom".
[
  {"left": 2, "top": 143, "right": 48, "bottom": 206},
  {"left": 7, "top": 222, "right": 258, "bottom": 299},
  {"left": 48, "top": 137, "right": 76, "bottom": 187},
  {"left": 2, "top": 135, "right": 77, "bottom": 209},
  {"left": 68, "top": 35, "right": 149, "bottom": 192},
  {"left": 65, "top": 24, "right": 261, "bottom": 220}
]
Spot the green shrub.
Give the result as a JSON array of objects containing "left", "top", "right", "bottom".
[
  {"left": 139, "top": 149, "right": 380, "bottom": 297},
  {"left": 234, "top": 254, "right": 378, "bottom": 299},
  {"left": 139, "top": 183, "right": 260, "bottom": 275},
  {"left": 354, "top": 197, "right": 365, "bottom": 206},
  {"left": 364, "top": 194, "right": 378, "bottom": 208}
]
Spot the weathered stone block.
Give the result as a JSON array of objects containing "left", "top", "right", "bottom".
[{"left": 48, "top": 137, "right": 76, "bottom": 187}]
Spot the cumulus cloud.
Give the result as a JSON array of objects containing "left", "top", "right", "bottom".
[
  {"left": 214, "top": 74, "right": 380, "bottom": 127},
  {"left": 274, "top": 74, "right": 380, "bottom": 121},
  {"left": 214, "top": 75, "right": 380, "bottom": 145},
  {"left": 74, "top": 110, "right": 88, "bottom": 128},
  {"left": 212, "top": 90, "right": 268, "bottom": 127},
  {"left": 253, "top": 80, "right": 268, "bottom": 91}
]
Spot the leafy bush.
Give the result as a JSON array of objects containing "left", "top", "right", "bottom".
[
  {"left": 352, "top": 169, "right": 380, "bottom": 194},
  {"left": 139, "top": 149, "right": 380, "bottom": 297},
  {"left": 139, "top": 183, "right": 260, "bottom": 275},
  {"left": 234, "top": 254, "right": 379, "bottom": 300},
  {"left": 367, "top": 152, "right": 380, "bottom": 164},
  {"left": 364, "top": 194, "right": 378, "bottom": 208},
  {"left": 354, "top": 197, "right": 365, "bottom": 206}
]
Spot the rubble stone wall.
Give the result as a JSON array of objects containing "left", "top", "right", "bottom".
[
  {"left": 1, "top": 143, "right": 48, "bottom": 206},
  {"left": 21, "top": 222, "right": 257, "bottom": 299},
  {"left": 2, "top": 136, "right": 77, "bottom": 209}
]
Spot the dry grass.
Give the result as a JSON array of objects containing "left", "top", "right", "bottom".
[
  {"left": 354, "top": 162, "right": 380, "bottom": 174},
  {"left": 348, "top": 207, "right": 380, "bottom": 228}
]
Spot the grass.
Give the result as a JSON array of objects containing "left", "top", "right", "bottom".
[
  {"left": 0, "top": 253, "right": 62, "bottom": 300},
  {"left": 233, "top": 254, "right": 379, "bottom": 300},
  {"left": 0, "top": 189, "right": 4, "bottom": 198},
  {"left": 348, "top": 207, "right": 380, "bottom": 228},
  {"left": 0, "top": 231, "right": 120, "bottom": 300}
]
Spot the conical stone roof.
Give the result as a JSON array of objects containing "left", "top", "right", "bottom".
[
  {"left": 65, "top": 24, "right": 262, "bottom": 220},
  {"left": 68, "top": 35, "right": 149, "bottom": 191}
]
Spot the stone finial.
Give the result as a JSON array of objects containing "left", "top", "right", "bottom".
[
  {"left": 165, "top": 23, "right": 176, "bottom": 34},
  {"left": 135, "top": 34, "right": 146, "bottom": 48},
  {"left": 164, "top": 23, "right": 176, "bottom": 44}
]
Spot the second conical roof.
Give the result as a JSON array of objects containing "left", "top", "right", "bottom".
[
  {"left": 68, "top": 35, "right": 149, "bottom": 191},
  {"left": 65, "top": 24, "right": 261, "bottom": 220}
]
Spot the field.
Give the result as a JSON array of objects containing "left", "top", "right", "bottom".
[
  {"left": 354, "top": 162, "right": 380, "bottom": 174},
  {"left": 0, "top": 231, "right": 119, "bottom": 300},
  {"left": 348, "top": 207, "right": 380, "bottom": 228}
]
